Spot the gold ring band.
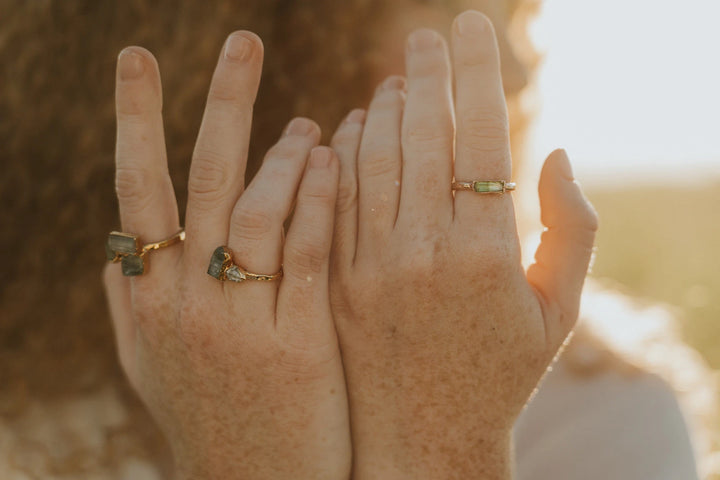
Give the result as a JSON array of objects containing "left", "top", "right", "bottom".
[
  {"left": 452, "top": 180, "right": 516, "bottom": 194},
  {"left": 207, "top": 246, "right": 283, "bottom": 283},
  {"left": 106, "top": 229, "right": 185, "bottom": 276}
]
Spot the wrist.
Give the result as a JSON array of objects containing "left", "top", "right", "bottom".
[{"left": 356, "top": 430, "right": 513, "bottom": 480}]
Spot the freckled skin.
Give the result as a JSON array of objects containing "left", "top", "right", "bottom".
[
  {"left": 329, "top": 10, "right": 597, "bottom": 480},
  {"left": 107, "top": 34, "right": 352, "bottom": 480}
]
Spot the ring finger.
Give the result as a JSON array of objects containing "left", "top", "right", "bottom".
[
  {"left": 226, "top": 118, "right": 321, "bottom": 303},
  {"left": 356, "top": 76, "right": 405, "bottom": 255}
]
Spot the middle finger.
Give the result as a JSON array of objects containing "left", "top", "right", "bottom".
[
  {"left": 184, "top": 31, "right": 264, "bottom": 274},
  {"left": 397, "top": 29, "right": 454, "bottom": 229}
]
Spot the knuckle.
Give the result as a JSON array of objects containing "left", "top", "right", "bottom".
[
  {"left": 115, "top": 166, "right": 154, "bottom": 212},
  {"left": 188, "top": 149, "right": 232, "bottom": 201},
  {"left": 412, "top": 55, "right": 450, "bottom": 78},
  {"left": 285, "top": 240, "right": 327, "bottom": 277},
  {"left": 582, "top": 201, "right": 600, "bottom": 232},
  {"left": 359, "top": 148, "right": 398, "bottom": 178},
  {"left": 231, "top": 204, "right": 275, "bottom": 239},
  {"left": 300, "top": 186, "right": 336, "bottom": 208},
  {"left": 331, "top": 124, "right": 362, "bottom": 147},
  {"left": 458, "top": 107, "right": 508, "bottom": 150},
  {"left": 206, "top": 79, "right": 247, "bottom": 110},
  {"left": 372, "top": 89, "right": 405, "bottom": 109},
  {"left": 336, "top": 177, "right": 357, "bottom": 214},
  {"left": 404, "top": 123, "right": 453, "bottom": 151}
]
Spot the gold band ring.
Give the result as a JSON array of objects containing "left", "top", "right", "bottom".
[
  {"left": 452, "top": 180, "right": 516, "bottom": 194},
  {"left": 207, "top": 246, "right": 283, "bottom": 283},
  {"left": 106, "top": 229, "right": 185, "bottom": 276}
]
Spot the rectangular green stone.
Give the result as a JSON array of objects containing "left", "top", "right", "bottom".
[
  {"left": 121, "top": 254, "right": 145, "bottom": 276},
  {"left": 108, "top": 232, "right": 141, "bottom": 255},
  {"left": 473, "top": 181, "right": 504, "bottom": 193}
]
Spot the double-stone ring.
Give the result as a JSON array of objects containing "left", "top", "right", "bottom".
[
  {"left": 106, "top": 229, "right": 186, "bottom": 276},
  {"left": 207, "top": 246, "right": 283, "bottom": 283}
]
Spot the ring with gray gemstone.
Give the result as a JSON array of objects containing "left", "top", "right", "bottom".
[
  {"left": 452, "top": 180, "right": 516, "bottom": 194},
  {"left": 207, "top": 246, "right": 283, "bottom": 283},
  {"left": 106, "top": 229, "right": 185, "bottom": 276}
]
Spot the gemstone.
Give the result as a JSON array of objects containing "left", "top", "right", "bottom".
[
  {"left": 108, "top": 232, "right": 141, "bottom": 255},
  {"left": 207, "top": 246, "right": 228, "bottom": 279},
  {"left": 121, "top": 254, "right": 145, "bottom": 276},
  {"left": 105, "top": 242, "right": 117, "bottom": 261},
  {"left": 225, "top": 266, "right": 246, "bottom": 282},
  {"left": 473, "top": 181, "right": 504, "bottom": 193}
]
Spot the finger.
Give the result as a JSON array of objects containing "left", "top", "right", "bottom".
[
  {"left": 330, "top": 109, "right": 366, "bottom": 270},
  {"left": 451, "top": 11, "right": 512, "bottom": 221},
  {"left": 115, "top": 47, "right": 180, "bottom": 264},
  {"left": 227, "top": 118, "right": 321, "bottom": 303},
  {"left": 276, "top": 147, "right": 339, "bottom": 344},
  {"left": 398, "top": 29, "right": 454, "bottom": 228},
  {"left": 356, "top": 76, "right": 405, "bottom": 254},
  {"left": 103, "top": 263, "right": 138, "bottom": 388},
  {"left": 184, "top": 31, "right": 264, "bottom": 273},
  {"left": 526, "top": 149, "right": 599, "bottom": 350}
]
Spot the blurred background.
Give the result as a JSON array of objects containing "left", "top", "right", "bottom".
[
  {"left": 528, "top": 0, "right": 720, "bottom": 369},
  {"left": 0, "top": 0, "right": 718, "bottom": 478}
]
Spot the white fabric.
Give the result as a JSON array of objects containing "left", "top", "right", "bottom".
[{"left": 514, "top": 359, "right": 699, "bottom": 480}]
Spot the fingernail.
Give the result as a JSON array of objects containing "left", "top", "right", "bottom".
[
  {"left": 284, "top": 117, "right": 317, "bottom": 136},
  {"left": 380, "top": 76, "right": 406, "bottom": 91},
  {"left": 309, "top": 147, "right": 332, "bottom": 168},
  {"left": 344, "top": 109, "right": 366, "bottom": 124},
  {"left": 455, "top": 11, "right": 489, "bottom": 36},
  {"left": 118, "top": 49, "right": 145, "bottom": 80},
  {"left": 225, "top": 33, "right": 252, "bottom": 62},
  {"left": 408, "top": 29, "right": 441, "bottom": 51}
]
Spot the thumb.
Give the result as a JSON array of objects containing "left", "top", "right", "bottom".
[{"left": 526, "top": 149, "right": 598, "bottom": 350}]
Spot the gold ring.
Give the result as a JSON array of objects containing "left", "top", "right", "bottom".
[
  {"left": 451, "top": 180, "right": 516, "bottom": 194},
  {"left": 106, "top": 229, "right": 185, "bottom": 276},
  {"left": 207, "top": 246, "right": 283, "bottom": 283}
]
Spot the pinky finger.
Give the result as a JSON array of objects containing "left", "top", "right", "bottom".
[
  {"left": 276, "top": 147, "right": 339, "bottom": 347},
  {"left": 103, "top": 263, "right": 138, "bottom": 389}
]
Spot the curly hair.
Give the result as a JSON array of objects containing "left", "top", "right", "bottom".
[{"left": 0, "top": 0, "right": 542, "bottom": 475}]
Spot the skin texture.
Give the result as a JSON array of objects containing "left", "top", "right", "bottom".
[
  {"left": 329, "top": 11, "right": 598, "bottom": 480},
  {"left": 103, "top": 33, "right": 351, "bottom": 479}
]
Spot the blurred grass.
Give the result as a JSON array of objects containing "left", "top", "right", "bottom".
[{"left": 586, "top": 180, "right": 720, "bottom": 370}]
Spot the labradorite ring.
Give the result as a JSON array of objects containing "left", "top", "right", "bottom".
[
  {"left": 106, "top": 229, "right": 185, "bottom": 276},
  {"left": 452, "top": 180, "right": 516, "bottom": 194},
  {"left": 207, "top": 246, "right": 283, "bottom": 283}
]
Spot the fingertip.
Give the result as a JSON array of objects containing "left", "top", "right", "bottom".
[
  {"left": 117, "top": 46, "right": 159, "bottom": 80},
  {"left": 544, "top": 148, "right": 574, "bottom": 181},
  {"left": 539, "top": 149, "right": 599, "bottom": 232},
  {"left": 344, "top": 108, "right": 367, "bottom": 125},
  {"left": 224, "top": 30, "right": 264, "bottom": 63},
  {"left": 309, "top": 146, "right": 338, "bottom": 172},
  {"left": 453, "top": 10, "right": 495, "bottom": 37},
  {"left": 284, "top": 116, "right": 322, "bottom": 140},
  {"left": 376, "top": 75, "right": 407, "bottom": 94}
]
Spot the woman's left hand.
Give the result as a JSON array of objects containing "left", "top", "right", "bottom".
[{"left": 329, "top": 10, "right": 598, "bottom": 480}]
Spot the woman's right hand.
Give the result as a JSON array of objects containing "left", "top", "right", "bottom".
[
  {"left": 329, "top": 10, "right": 598, "bottom": 480},
  {"left": 103, "top": 32, "right": 351, "bottom": 480}
]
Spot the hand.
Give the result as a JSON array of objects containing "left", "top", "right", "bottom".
[
  {"left": 329, "top": 11, "right": 597, "bottom": 479},
  {"left": 103, "top": 32, "right": 351, "bottom": 479}
]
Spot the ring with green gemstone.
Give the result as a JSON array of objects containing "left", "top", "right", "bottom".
[
  {"left": 452, "top": 180, "right": 516, "bottom": 194},
  {"left": 106, "top": 229, "right": 185, "bottom": 276},
  {"left": 207, "top": 246, "right": 283, "bottom": 283}
]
